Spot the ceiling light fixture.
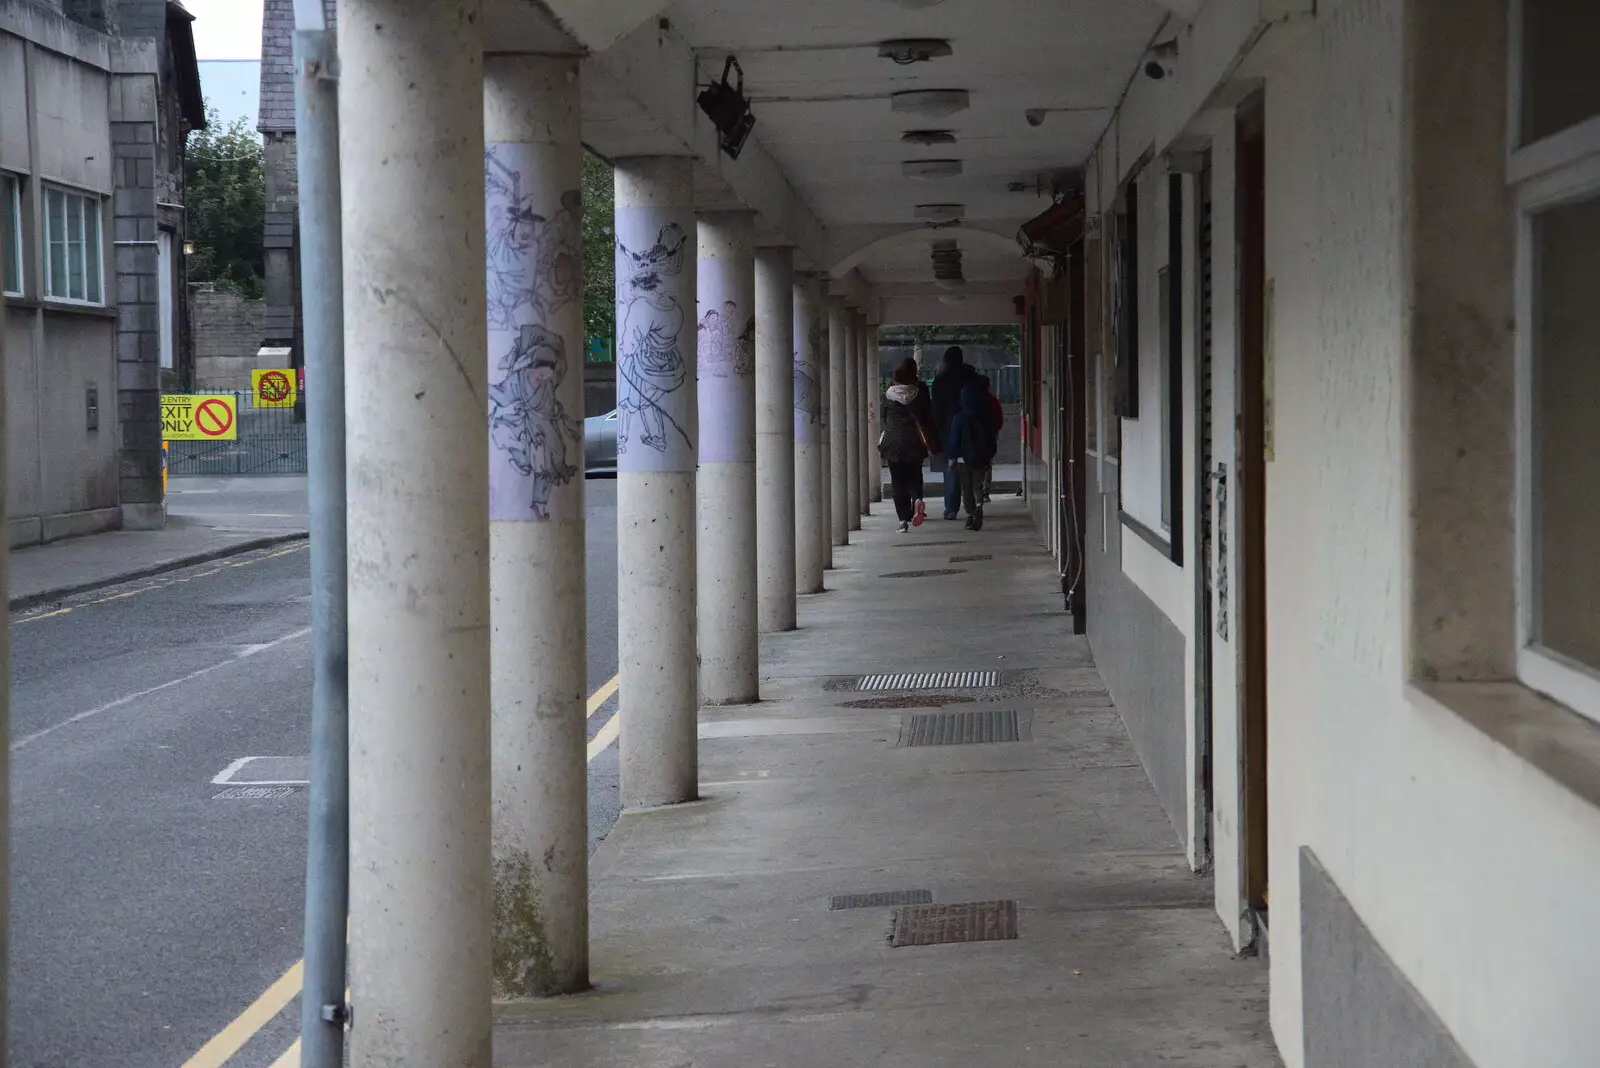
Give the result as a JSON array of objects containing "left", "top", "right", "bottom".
[
  {"left": 902, "top": 129, "right": 957, "bottom": 146},
  {"left": 914, "top": 203, "right": 965, "bottom": 223},
  {"left": 697, "top": 56, "right": 757, "bottom": 160},
  {"left": 891, "top": 89, "right": 970, "bottom": 119},
  {"left": 878, "top": 38, "right": 953, "bottom": 65},
  {"left": 902, "top": 159, "right": 963, "bottom": 180}
]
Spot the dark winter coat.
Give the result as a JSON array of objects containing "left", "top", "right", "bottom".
[
  {"left": 930, "top": 364, "right": 975, "bottom": 446},
  {"left": 946, "top": 379, "right": 999, "bottom": 466},
  {"left": 879, "top": 383, "right": 936, "bottom": 464}
]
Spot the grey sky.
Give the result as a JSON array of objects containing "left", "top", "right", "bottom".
[{"left": 187, "top": 0, "right": 263, "bottom": 60}]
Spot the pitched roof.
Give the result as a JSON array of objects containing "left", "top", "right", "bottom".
[{"left": 258, "top": 0, "right": 337, "bottom": 134}]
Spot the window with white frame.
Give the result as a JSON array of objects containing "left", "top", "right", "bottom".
[
  {"left": 1513, "top": 0, "right": 1600, "bottom": 721},
  {"left": 2, "top": 173, "right": 20, "bottom": 297},
  {"left": 43, "top": 185, "right": 103, "bottom": 305}
]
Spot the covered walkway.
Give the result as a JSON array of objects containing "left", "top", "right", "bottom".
[{"left": 496, "top": 499, "right": 1275, "bottom": 1067}]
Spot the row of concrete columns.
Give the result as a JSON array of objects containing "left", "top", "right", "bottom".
[{"left": 336, "top": 12, "right": 877, "bottom": 1063}]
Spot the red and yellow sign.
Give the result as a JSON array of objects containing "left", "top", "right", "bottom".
[
  {"left": 252, "top": 368, "right": 297, "bottom": 409},
  {"left": 161, "top": 394, "right": 238, "bottom": 441}
]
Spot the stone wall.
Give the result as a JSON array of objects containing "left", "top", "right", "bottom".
[{"left": 190, "top": 287, "right": 266, "bottom": 390}]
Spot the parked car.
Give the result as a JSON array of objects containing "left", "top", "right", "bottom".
[{"left": 584, "top": 409, "right": 618, "bottom": 475}]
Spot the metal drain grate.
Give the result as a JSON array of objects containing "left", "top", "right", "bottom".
[
  {"left": 857, "top": 671, "right": 1000, "bottom": 691},
  {"left": 830, "top": 889, "right": 933, "bottom": 911},
  {"left": 879, "top": 568, "right": 966, "bottom": 579},
  {"left": 890, "top": 901, "right": 1018, "bottom": 946},
  {"left": 892, "top": 539, "right": 967, "bottom": 548},
  {"left": 900, "top": 709, "right": 1021, "bottom": 746},
  {"left": 949, "top": 554, "right": 992, "bottom": 563}
]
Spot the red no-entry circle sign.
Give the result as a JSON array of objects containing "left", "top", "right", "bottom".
[
  {"left": 195, "top": 398, "right": 235, "bottom": 438},
  {"left": 257, "top": 370, "right": 293, "bottom": 403}
]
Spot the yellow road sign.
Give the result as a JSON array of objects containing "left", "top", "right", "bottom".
[
  {"left": 252, "top": 368, "right": 297, "bottom": 409},
  {"left": 162, "top": 395, "right": 238, "bottom": 441}
]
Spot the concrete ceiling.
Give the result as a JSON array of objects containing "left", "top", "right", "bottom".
[{"left": 661, "top": 0, "right": 1168, "bottom": 286}]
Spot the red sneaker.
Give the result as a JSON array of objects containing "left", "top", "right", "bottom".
[{"left": 912, "top": 499, "right": 926, "bottom": 527}]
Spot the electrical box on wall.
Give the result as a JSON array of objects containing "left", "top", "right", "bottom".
[{"left": 85, "top": 383, "right": 99, "bottom": 432}]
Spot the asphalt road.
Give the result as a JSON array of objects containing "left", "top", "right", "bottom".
[{"left": 9, "top": 479, "right": 620, "bottom": 1068}]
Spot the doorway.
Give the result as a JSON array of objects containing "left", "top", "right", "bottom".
[{"left": 1235, "top": 98, "right": 1270, "bottom": 940}]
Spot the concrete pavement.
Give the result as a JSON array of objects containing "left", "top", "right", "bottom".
[
  {"left": 9, "top": 477, "right": 310, "bottom": 610},
  {"left": 496, "top": 498, "right": 1279, "bottom": 1067}
]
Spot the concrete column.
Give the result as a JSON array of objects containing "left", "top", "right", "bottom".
[
  {"left": 696, "top": 212, "right": 759, "bottom": 704},
  {"left": 827, "top": 296, "right": 850, "bottom": 547},
  {"left": 615, "top": 157, "right": 698, "bottom": 806},
  {"left": 793, "top": 275, "right": 826, "bottom": 593},
  {"left": 0, "top": 289, "right": 9, "bottom": 1061},
  {"left": 483, "top": 54, "right": 588, "bottom": 998},
  {"left": 845, "top": 311, "right": 862, "bottom": 530},
  {"left": 341, "top": 1, "right": 491, "bottom": 1063},
  {"left": 755, "top": 246, "right": 797, "bottom": 631},
  {"left": 855, "top": 311, "right": 872, "bottom": 516},
  {"left": 867, "top": 323, "right": 882, "bottom": 503}
]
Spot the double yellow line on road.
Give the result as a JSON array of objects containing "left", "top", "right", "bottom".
[{"left": 180, "top": 673, "right": 621, "bottom": 1068}]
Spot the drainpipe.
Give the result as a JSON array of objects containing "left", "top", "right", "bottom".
[{"left": 292, "top": 2, "right": 349, "bottom": 1065}]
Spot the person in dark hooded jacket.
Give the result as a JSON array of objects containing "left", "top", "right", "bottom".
[
  {"left": 879, "top": 358, "right": 937, "bottom": 533},
  {"left": 930, "top": 346, "right": 976, "bottom": 519},
  {"left": 945, "top": 375, "right": 999, "bottom": 530}
]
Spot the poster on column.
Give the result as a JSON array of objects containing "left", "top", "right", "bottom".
[
  {"left": 483, "top": 141, "right": 585, "bottom": 522},
  {"left": 696, "top": 257, "right": 755, "bottom": 463},
  {"left": 614, "top": 206, "right": 696, "bottom": 472},
  {"left": 793, "top": 304, "right": 825, "bottom": 445}
]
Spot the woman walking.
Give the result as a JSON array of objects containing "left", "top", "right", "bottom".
[{"left": 879, "top": 358, "right": 938, "bottom": 533}]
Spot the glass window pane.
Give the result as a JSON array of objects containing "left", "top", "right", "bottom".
[
  {"left": 1532, "top": 191, "right": 1600, "bottom": 670},
  {"left": 2, "top": 176, "right": 17, "bottom": 294},
  {"left": 84, "top": 199, "right": 100, "bottom": 303},
  {"left": 1522, "top": 0, "right": 1600, "bottom": 146},
  {"left": 67, "top": 194, "right": 85, "bottom": 301},
  {"left": 46, "top": 189, "right": 67, "bottom": 297}
]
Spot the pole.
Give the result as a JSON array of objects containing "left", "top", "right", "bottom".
[
  {"left": 341, "top": 1, "right": 493, "bottom": 1062},
  {"left": 615, "top": 157, "right": 699, "bottom": 807},
  {"left": 867, "top": 322, "right": 882, "bottom": 504},
  {"left": 484, "top": 53, "right": 589, "bottom": 997},
  {"left": 754, "top": 245, "right": 796, "bottom": 632},
  {"left": 845, "top": 310, "right": 861, "bottom": 531},
  {"left": 828, "top": 297, "right": 850, "bottom": 547},
  {"left": 792, "top": 274, "right": 825, "bottom": 595},
  {"left": 293, "top": 14, "right": 348, "bottom": 1067},
  {"left": 695, "top": 212, "right": 759, "bottom": 704}
]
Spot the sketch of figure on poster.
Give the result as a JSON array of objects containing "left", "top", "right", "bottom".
[
  {"left": 486, "top": 144, "right": 581, "bottom": 328},
  {"left": 489, "top": 323, "right": 581, "bottom": 520},
  {"left": 698, "top": 301, "right": 755, "bottom": 379},
  {"left": 616, "top": 220, "right": 693, "bottom": 461}
]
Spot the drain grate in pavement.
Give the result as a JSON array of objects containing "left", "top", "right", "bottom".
[
  {"left": 900, "top": 709, "right": 1021, "bottom": 746},
  {"left": 857, "top": 671, "right": 1000, "bottom": 691},
  {"left": 830, "top": 889, "right": 933, "bottom": 911},
  {"left": 839, "top": 693, "right": 975, "bottom": 709},
  {"left": 949, "top": 554, "right": 992, "bottom": 563},
  {"left": 890, "top": 901, "right": 1019, "bottom": 946},
  {"left": 879, "top": 568, "right": 966, "bottom": 579},
  {"left": 892, "top": 539, "right": 967, "bottom": 548}
]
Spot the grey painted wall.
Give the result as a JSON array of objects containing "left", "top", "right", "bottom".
[
  {"left": 1301, "top": 848, "right": 1476, "bottom": 1068},
  {"left": 1086, "top": 461, "right": 1190, "bottom": 846}
]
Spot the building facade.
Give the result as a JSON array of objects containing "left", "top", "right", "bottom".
[{"left": 0, "top": 0, "right": 203, "bottom": 544}]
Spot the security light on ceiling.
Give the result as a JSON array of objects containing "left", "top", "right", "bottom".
[
  {"left": 902, "top": 129, "right": 958, "bottom": 146},
  {"left": 697, "top": 56, "right": 757, "bottom": 160},
  {"left": 914, "top": 203, "right": 965, "bottom": 223},
  {"left": 903, "top": 159, "right": 963, "bottom": 180},
  {"left": 879, "top": 38, "right": 953, "bottom": 65},
  {"left": 891, "top": 90, "right": 971, "bottom": 119}
]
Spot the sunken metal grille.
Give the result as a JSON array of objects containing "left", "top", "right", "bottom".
[
  {"left": 892, "top": 539, "right": 966, "bottom": 548},
  {"left": 890, "top": 901, "right": 1018, "bottom": 946},
  {"left": 830, "top": 889, "right": 933, "bottom": 911},
  {"left": 900, "top": 709, "right": 1021, "bottom": 746},
  {"left": 856, "top": 671, "right": 1000, "bottom": 691},
  {"left": 879, "top": 568, "right": 966, "bottom": 579},
  {"left": 949, "top": 554, "right": 992, "bottom": 563}
]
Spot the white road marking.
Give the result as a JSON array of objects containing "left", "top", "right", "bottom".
[{"left": 10, "top": 626, "right": 313, "bottom": 753}]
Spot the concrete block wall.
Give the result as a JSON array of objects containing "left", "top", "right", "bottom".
[{"left": 190, "top": 287, "right": 265, "bottom": 390}]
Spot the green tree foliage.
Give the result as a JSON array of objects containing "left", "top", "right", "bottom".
[
  {"left": 184, "top": 106, "right": 266, "bottom": 298},
  {"left": 582, "top": 151, "right": 615, "bottom": 356}
]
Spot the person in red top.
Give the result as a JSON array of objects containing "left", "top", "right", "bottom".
[{"left": 977, "top": 375, "right": 1004, "bottom": 503}]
